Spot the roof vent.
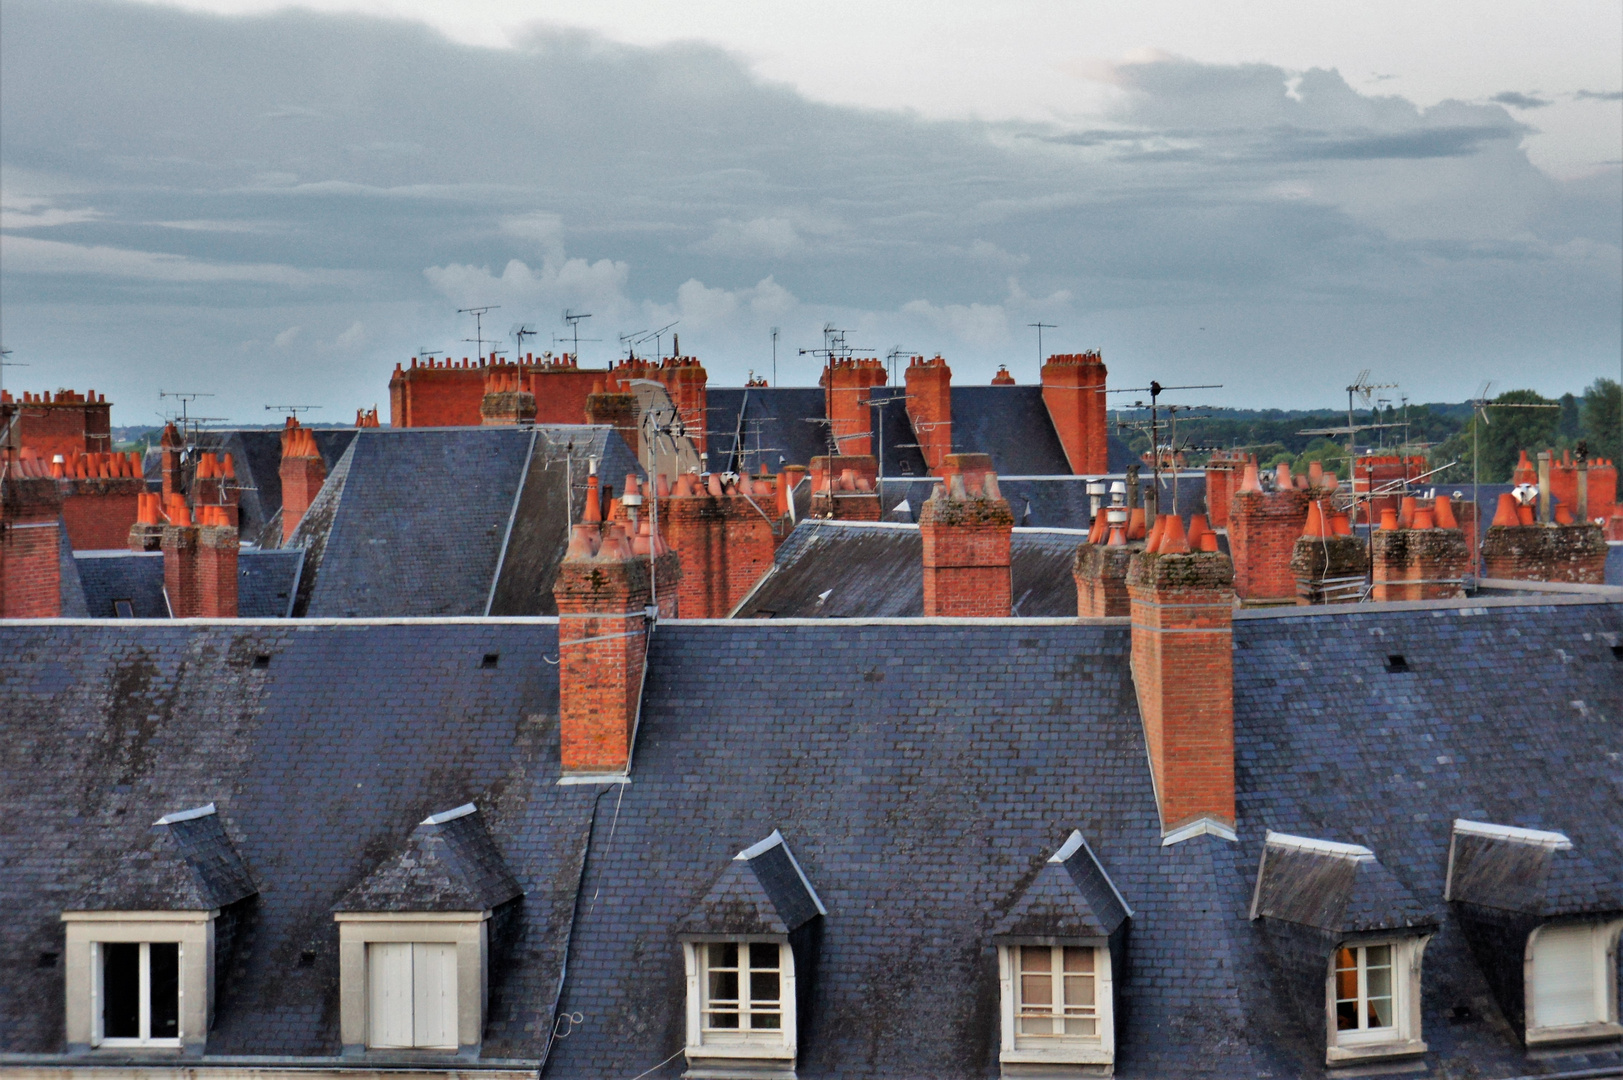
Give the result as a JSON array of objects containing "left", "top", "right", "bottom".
[{"left": 1384, "top": 654, "right": 1410, "bottom": 673}]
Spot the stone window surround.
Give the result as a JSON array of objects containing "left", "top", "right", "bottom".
[
  {"left": 682, "top": 937, "right": 798, "bottom": 1073},
  {"left": 996, "top": 939, "right": 1115, "bottom": 1073},
  {"left": 1524, "top": 918, "right": 1623, "bottom": 1046},
  {"left": 1325, "top": 934, "right": 1431, "bottom": 1065},
  {"left": 61, "top": 910, "right": 216, "bottom": 1055},
  {"left": 333, "top": 911, "right": 491, "bottom": 1057}
]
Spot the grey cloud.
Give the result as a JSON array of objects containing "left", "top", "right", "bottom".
[
  {"left": 0, "top": 0, "right": 1617, "bottom": 420},
  {"left": 1575, "top": 89, "right": 1623, "bottom": 101},
  {"left": 1491, "top": 92, "right": 1552, "bottom": 109}
]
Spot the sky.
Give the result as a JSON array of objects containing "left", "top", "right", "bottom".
[{"left": 1, "top": 0, "right": 1619, "bottom": 425}]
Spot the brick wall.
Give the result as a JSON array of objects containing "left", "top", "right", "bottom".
[
  {"left": 585, "top": 388, "right": 639, "bottom": 457},
  {"left": 479, "top": 366, "right": 538, "bottom": 425},
  {"left": 0, "top": 389, "right": 113, "bottom": 459},
  {"left": 0, "top": 476, "right": 63, "bottom": 618},
  {"left": 61, "top": 479, "right": 143, "bottom": 551},
  {"left": 1040, "top": 352, "right": 1108, "bottom": 475},
  {"left": 918, "top": 471, "right": 1014, "bottom": 617},
  {"left": 1126, "top": 549, "right": 1235, "bottom": 834},
  {"left": 196, "top": 520, "right": 240, "bottom": 617},
  {"left": 1228, "top": 488, "right": 1310, "bottom": 603},
  {"left": 904, "top": 355, "right": 953, "bottom": 474}
]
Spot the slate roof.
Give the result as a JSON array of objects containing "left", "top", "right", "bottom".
[
  {"left": 2, "top": 599, "right": 1622, "bottom": 1076},
  {"left": 883, "top": 473, "right": 1212, "bottom": 530},
  {"left": 992, "top": 830, "right": 1132, "bottom": 940},
  {"left": 72, "top": 549, "right": 304, "bottom": 619},
  {"left": 75, "top": 804, "right": 257, "bottom": 912},
  {"left": 676, "top": 831, "right": 825, "bottom": 938},
  {"left": 1250, "top": 833, "right": 1432, "bottom": 935},
  {"left": 731, "top": 520, "right": 1085, "bottom": 618},
  {"left": 334, "top": 804, "right": 523, "bottom": 914},
  {"left": 1444, "top": 820, "right": 1621, "bottom": 918},
  {"left": 286, "top": 425, "right": 639, "bottom": 618}
]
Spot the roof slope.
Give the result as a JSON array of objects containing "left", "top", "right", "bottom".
[
  {"left": 1232, "top": 600, "right": 1623, "bottom": 1074},
  {"left": 0, "top": 619, "right": 588, "bottom": 1057},
  {"left": 193, "top": 428, "right": 357, "bottom": 546},
  {"left": 547, "top": 621, "right": 1287, "bottom": 1079},
  {"left": 732, "top": 520, "right": 1083, "bottom": 618},
  {"left": 74, "top": 549, "right": 303, "bottom": 619}
]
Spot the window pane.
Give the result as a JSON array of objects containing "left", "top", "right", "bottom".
[
  {"left": 1064, "top": 973, "right": 1095, "bottom": 1009},
  {"left": 1020, "top": 947, "right": 1052, "bottom": 974},
  {"left": 750, "top": 970, "right": 780, "bottom": 1005},
  {"left": 1064, "top": 1016, "right": 1098, "bottom": 1036},
  {"left": 1062, "top": 947, "right": 1094, "bottom": 974},
  {"left": 1333, "top": 947, "right": 1359, "bottom": 1031},
  {"left": 708, "top": 942, "right": 737, "bottom": 969},
  {"left": 707, "top": 1009, "right": 740, "bottom": 1029},
  {"left": 1021, "top": 972, "right": 1053, "bottom": 1007},
  {"left": 1017, "top": 1014, "right": 1054, "bottom": 1035},
  {"left": 148, "top": 943, "right": 180, "bottom": 1039},
  {"left": 102, "top": 943, "right": 141, "bottom": 1039},
  {"left": 1364, "top": 946, "right": 1393, "bottom": 1029},
  {"left": 750, "top": 1010, "right": 782, "bottom": 1030},
  {"left": 748, "top": 942, "right": 779, "bottom": 971},
  {"left": 709, "top": 970, "right": 739, "bottom": 1004}
]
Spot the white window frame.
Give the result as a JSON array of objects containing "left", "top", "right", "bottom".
[
  {"left": 61, "top": 910, "right": 215, "bottom": 1055},
  {"left": 1325, "top": 936, "right": 1430, "bottom": 1064},
  {"left": 92, "top": 941, "right": 184, "bottom": 1048},
  {"left": 682, "top": 938, "right": 796, "bottom": 1067},
  {"left": 997, "top": 942, "right": 1114, "bottom": 1069},
  {"left": 333, "top": 911, "right": 490, "bottom": 1055},
  {"left": 1524, "top": 919, "right": 1623, "bottom": 1045}
]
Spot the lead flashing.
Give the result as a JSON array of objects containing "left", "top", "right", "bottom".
[
  {"left": 1264, "top": 831, "right": 1376, "bottom": 861},
  {"left": 154, "top": 803, "right": 216, "bottom": 826},
  {"left": 1452, "top": 819, "right": 1572, "bottom": 849},
  {"left": 1161, "top": 817, "right": 1238, "bottom": 846},
  {"left": 421, "top": 803, "right": 478, "bottom": 825}
]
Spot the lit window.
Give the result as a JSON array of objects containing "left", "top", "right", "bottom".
[
  {"left": 1335, "top": 944, "right": 1394, "bottom": 1035},
  {"left": 1014, "top": 946, "right": 1098, "bottom": 1043},
  {"left": 96, "top": 941, "right": 181, "bottom": 1047},
  {"left": 1325, "top": 938, "right": 1427, "bottom": 1062},
  {"left": 701, "top": 941, "right": 782, "bottom": 1033},
  {"left": 1526, "top": 920, "right": 1623, "bottom": 1044},
  {"left": 366, "top": 942, "right": 457, "bottom": 1050}
]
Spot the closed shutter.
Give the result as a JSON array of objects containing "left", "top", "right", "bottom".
[
  {"left": 412, "top": 943, "right": 459, "bottom": 1049},
  {"left": 1532, "top": 924, "right": 1598, "bottom": 1029},
  {"left": 368, "top": 943, "right": 415, "bottom": 1048}
]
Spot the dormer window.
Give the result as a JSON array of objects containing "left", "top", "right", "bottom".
[
  {"left": 1444, "top": 819, "right": 1623, "bottom": 1046},
  {"left": 676, "top": 830, "right": 825, "bottom": 1078},
  {"left": 331, "top": 803, "right": 522, "bottom": 1057},
  {"left": 992, "top": 831, "right": 1131, "bottom": 1075},
  {"left": 61, "top": 803, "right": 256, "bottom": 1055},
  {"left": 1250, "top": 831, "right": 1434, "bottom": 1065}
]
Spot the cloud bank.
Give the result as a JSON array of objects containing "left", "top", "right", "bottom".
[{"left": 0, "top": 0, "right": 1618, "bottom": 422}]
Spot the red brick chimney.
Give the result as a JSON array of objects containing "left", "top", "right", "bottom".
[
  {"left": 129, "top": 491, "right": 165, "bottom": 552},
  {"left": 279, "top": 420, "right": 327, "bottom": 544},
  {"left": 1203, "top": 451, "right": 1244, "bottom": 530},
  {"left": 990, "top": 365, "right": 1016, "bottom": 385},
  {"left": 1, "top": 472, "right": 64, "bottom": 617},
  {"left": 1480, "top": 492, "right": 1607, "bottom": 584},
  {"left": 551, "top": 523, "right": 678, "bottom": 775},
  {"left": 58, "top": 450, "right": 146, "bottom": 551},
  {"left": 655, "top": 471, "right": 778, "bottom": 618},
  {"left": 1040, "top": 352, "right": 1108, "bottom": 475},
  {"left": 584, "top": 379, "right": 639, "bottom": 457},
  {"left": 904, "top": 354, "right": 953, "bottom": 474},
  {"left": 1228, "top": 461, "right": 1310, "bottom": 605},
  {"left": 1, "top": 388, "right": 112, "bottom": 461},
  {"left": 480, "top": 364, "right": 537, "bottom": 425},
  {"left": 1289, "top": 498, "right": 1367, "bottom": 604},
  {"left": 822, "top": 358, "right": 887, "bottom": 458},
  {"left": 1369, "top": 494, "right": 1469, "bottom": 601},
  {"left": 160, "top": 422, "right": 185, "bottom": 499},
  {"left": 808, "top": 455, "right": 881, "bottom": 521},
  {"left": 1126, "top": 539, "right": 1236, "bottom": 840},
  {"left": 918, "top": 456, "right": 1014, "bottom": 617},
  {"left": 355, "top": 405, "right": 380, "bottom": 428}
]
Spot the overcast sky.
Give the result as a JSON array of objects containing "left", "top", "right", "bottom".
[{"left": 1, "top": 0, "right": 1619, "bottom": 424}]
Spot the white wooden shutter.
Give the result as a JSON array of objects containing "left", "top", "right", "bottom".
[
  {"left": 412, "top": 943, "right": 458, "bottom": 1049},
  {"left": 1532, "top": 924, "right": 1598, "bottom": 1028},
  {"left": 367, "top": 943, "right": 415, "bottom": 1048}
]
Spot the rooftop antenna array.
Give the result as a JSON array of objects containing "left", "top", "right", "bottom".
[
  {"left": 771, "top": 327, "right": 780, "bottom": 386},
  {"left": 1296, "top": 371, "right": 1404, "bottom": 530},
  {"left": 1464, "top": 381, "right": 1560, "bottom": 577},
  {"left": 799, "top": 324, "right": 877, "bottom": 455},
  {"left": 1111, "top": 381, "right": 1222, "bottom": 514},
  {"left": 562, "top": 310, "right": 592, "bottom": 361},
  {"left": 157, "top": 390, "right": 225, "bottom": 459},
  {"left": 1027, "top": 322, "right": 1057, "bottom": 375},
  {"left": 457, "top": 306, "right": 499, "bottom": 363},
  {"left": 885, "top": 346, "right": 914, "bottom": 386},
  {"left": 265, "top": 405, "right": 322, "bottom": 420},
  {"left": 511, "top": 323, "right": 537, "bottom": 360}
]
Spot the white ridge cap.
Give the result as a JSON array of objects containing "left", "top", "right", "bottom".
[
  {"left": 1265, "top": 830, "right": 1375, "bottom": 861},
  {"left": 154, "top": 803, "right": 216, "bottom": 826},
  {"left": 736, "top": 829, "right": 785, "bottom": 861},
  {"left": 1452, "top": 819, "right": 1572, "bottom": 849},
  {"left": 421, "top": 803, "right": 478, "bottom": 825},
  {"left": 1048, "top": 830, "right": 1085, "bottom": 863},
  {"left": 735, "top": 829, "right": 828, "bottom": 916}
]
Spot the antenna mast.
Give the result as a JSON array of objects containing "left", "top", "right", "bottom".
[{"left": 457, "top": 306, "right": 499, "bottom": 363}]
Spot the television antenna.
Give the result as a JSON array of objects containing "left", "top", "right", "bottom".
[
  {"left": 1111, "top": 381, "right": 1222, "bottom": 510},
  {"left": 416, "top": 348, "right": 441, "bottom": 363},
  {"left": 648, "top": 321, "right": 677, "bottom": 362},
  {"left": 457, "top": 306, "right": 498, "bottom": 363},
  {"left": 1027, "top": 322, "right": 1056, "bottom": 371},
  {"left": 562, "top": 310, "right": 593, "bottom": 361},
  {"left": 0, "top": 346, "right": 26, "bottom": 455},
  {"left": 265, "top": 405, "right": 322, "bottom": 419},
  {"left": 885, "top": 346, "right": 914, "bottom": 386},
  {"left": 770, "top": 327, "right": 780, "bottom": 386},
  {"left": 511, "top": 323, "right": 538, "bottom": 360},
  {"left": 1463, "top": 381, "right": 1560, "bottom": 574}
]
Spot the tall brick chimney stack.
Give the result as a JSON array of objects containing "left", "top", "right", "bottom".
[
  {"left": 552, "top": 523, "right": 677, "bottom": 775},
  {"left": 162, "top": 498, "right": 240, "bottom": 617},
  {"left": 160, "top": 422, "right": 185, "bottom": 499},
  {"left": 822, "top": 358, "right": 887, "bottom": 458},
  {"left": 656, "top": 471, "right": 774, "bottom": 618},
  {"left": 918, "top": 454, "right": 1014, "bottom": 617},
  {"left": 1, "top": 388, "right": 112, "bottom": 460},
  {"left": 1370, "top": 494, "right": 1469, "bottom": 601},
  {"left": 1, "top": 471, "right": 64, "bottom": 617},
  {"left": 904, "top": 354, "right": 953, "bottom": 474},
  {"left": 808, "top": 455, "right": 882, "bottom": 521},
  {"left": 585, "top": 379, "right": 639, "bottom": 457},
  {"left": 279, "top": 420, "right": 327, "bottom": 545},
  {"left": 1126, "top": 536, "right": 1237, "bottom": 841},
  {"left": 1228, "top": 460, "right": 1310, "bottom": 605},
  {"left": 1041, "top": 352, "right": 1108, "bottom": 475},
  {"left": 129, "top": 492, "right": 165, "bottom": 552},
  {"left": 1203, "top": 451, "right": 1244, "bottom": 530}
]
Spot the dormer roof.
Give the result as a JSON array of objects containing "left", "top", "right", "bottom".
[
  {"left": 74, "top": 803, "right": 257, "bottom": 911},
  {"left": 333, "top": 803, "right": 522, "bottom": 913},
  {"left": 676, "top": 830, "right": 825, "bottom": 938},
  {"left": 1250, "top": 831, "right": 1432, "bottom": 935},
  {"left": 1444, "top": 819, "right": 1622, "bottom": 918},
  {"left": 993, "top": 830, "right": 1132, "bottom": 941}
]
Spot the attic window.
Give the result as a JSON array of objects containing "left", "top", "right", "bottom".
[
  {"left": 113, "top": 600, "right": 135, "bottom": 619},
  {"left": 252, "top": 655, "right": 271, "bottom": 670},
  {"left": 481, "top": 653, "right": 500, "bottom": 669},
  {"left": 1525, "top": 920, "right": 1623, "bottom": 1044},
  {"left": 1327, "top": 938, "right": 1427, "bottom": 1062},
  {"left": 1384, "top": 654, "right": 1409, "bottom": 673}
]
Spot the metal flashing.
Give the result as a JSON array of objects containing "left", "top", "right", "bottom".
[
  {"left": 1264, "top": 830, "right": 1376, "bottom": 861},
  {"left": 556, "top": 774, "right": 631, "bottom": 786},
  {"left": 153, "top": 803, "right": 217, "bottom": 826},
  {"left": 1452, "top": 819, "right": 1573, "bottom": 849},
  {"left": 1161, "top": 817, "right": 1239, "bottom": 846},
  {"left": 421, "top": 803, "right": 478, "bottom": 825}
]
